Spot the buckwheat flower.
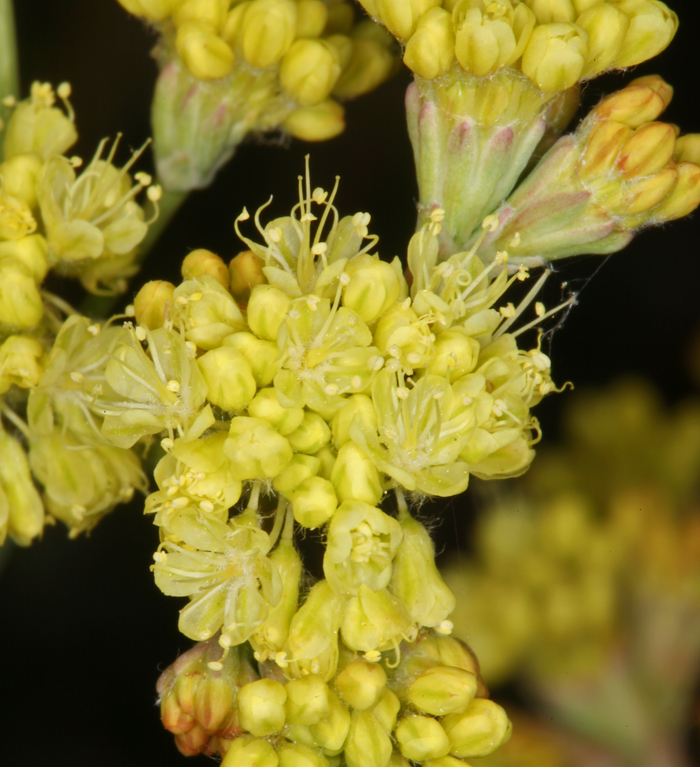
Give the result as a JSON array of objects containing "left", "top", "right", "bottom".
[
  {"left": 224, "top": 416, "right": 293, "bottom": 481},
  {"left": 0, "top": 335, "right": 44, "bottom": 394},
  {"left": 324, "top": 500, "right": 403, "bottom": 595},
  {"left": 340, "top": 583, "right": 415, "bottom": 654},
  {"left": 3, "top": 81, "right": 77, "bottom": 161},
  {"left": 96, "top": 324, "right": 207, "bottom": 448},
  {"left": 153, "top": 509, "right": 283, "bottom": 644},
  {"left": 351, "top": 370, "right": 473, "bottom": 497},
  {"left": 29, "top": 427, "right": 147, "bottom": 536}
]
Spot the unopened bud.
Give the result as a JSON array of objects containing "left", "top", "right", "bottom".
[
  {"left": 441, "top": 698, "right": 512, "bottom": 758},
  {"left": 134, "top": 280, "right": 176, "bottom": 329},
  {"left": 173, "top": 0, "right": 229, "bottom": 30},
  {"left": 273, "top": 453, "right": 321, "bottom": 497},
  {"left": 340, "top": 584, "right": 413, "bottom": 653},
  {"left": 229, "top": 249, "right": 266, "bottom": 303},
  {"left": 403, "top": 7, "right": 454, "bottom": 79},
  {"left": 182, "top": 248, "right": 230, "bottom": 289},
  {"left": 375, "top": 0, "right": 440, "bottom": 40},
  {"left": 309, "top": 689, "right": 352, "bottom": 752},
  {"left": 615, "top": 0, "right": 678, "bottom": 68},
  {"left": 330, "top": 442, "right": 383, "bottom": 506},
  {"left": 285, "top": 674, "right": 332, "bottom": 725},
  {"left": 521, "top": 22, "right": 587, "bottom": 92},
  {"left": 222, "top": 736, "right": 279, "bottom": 766},
  {"left": 647, "top": 161, "right": 700, "bottom": 221},
  {"left": 617, "top": 121, "right": 677, "bottom": 177},
  {"left": 292, "top": 476, "right": 338, "bottom": 528},
  {"left": 240, "top": 0, "right": 297, "bottom": 68},
  {"left": 277, "top": 742, "right": 328, "bottom": 767},
  {"left": 332, "top": 36, "right": 396, "bottom": 100},
  {"left": 249, "top": 388, "right": 305, "bottom": 435},
  {"left": 335, "top": 660, "right": 387, "bottom": 711},
  {"left": 344, "top": 711, "right": 393, "bottom": 767},
  {"left": 283, "top": 100, "right": 345, "bottom": 142},
  {"left": 579, "top": 120, "right": 631, "bottom": 179},
  {"left": 577, "top": 3, "right": 628, "bottom": 76},
  {"left": 406, "top": 666, "right": 478, "bottom": 716},
  {"left": 0, "top": 153, "right": 43, "bottom": 208},
  {"left": 674, "top": 134, "right": 700, "bottom": 165},
  {"left": 593, "top": 77, "right": 671, "bottom": 127},
  {"left": 395, "top": 715, "right": 450, "bottom": 761},
  {"left": 198, "top": 347, "right": 257, "bottom": 412},
  {"left": 342, "top": 254, "right": 401, "bottom": 323},
  {"left": 281, "top": 40, "right": 341, "bottom": 107},
  {"left": 176, "top": 21, "right": 236, "bottom": 80},
  {"left": 0, "top": 335, "right": 44, "bottom": 394},
  {"left": 0, "top": 263, "right": 42, "bottom": 328},
  {"left": 296, "top": 0, "right": 328, "bottom": 37},
  {"left": 225, "top": 331, "right": 280, "bottom": 387},
  {"left": 238, "top": 679, "right": 287, "bottom": 737},
  {"left": 372, "top": 689, "right": 400, "bottom": 733},
  {"left": 116, "top": 0, "right": 179, "bottom": 21},
  {"left": 247, "top": 284, "right": 291, "bottom": 341},
  {"left": 426, "top": 328, "right": 479, "bottom": 379},
  {"left": 287, "top": 412, "right": 332, "bottom": 454},
  {"left": 0, "top": 233, "right": 49, "bottom": 282},
  {"left": 225, "top": 416, "right": 293, "bottom": 480}
]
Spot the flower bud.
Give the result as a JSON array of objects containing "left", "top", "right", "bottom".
[
  {"left": 441, "top": 698, "right": 512, "bottom": 758},
  {"left": 292, "top": 476, "right": 338, "bottom": 528},
  {"left": 521, "top": 22, "right": 587, "bottom": 92},
  {"left": 607, "top": 167, "right": 677, "bottom": 218},
  {"left": 248, "top": 284, "right": 292, "bottom": 341},
  {"left": 225, "top": 416, "right": 293, "bottom": 479},
  {"left": 277, "top": 742, "right": 328, "bottom": 767},
  {"left": 288, "top": 412, "right": 332, "bottom": 454},
  {"left": 174, "top": 274, "right": 246, "bottom": 349},
  {"left": 0, "top": 234, "right": 49, "bottom": 282},
  {"left": 248, "top": 388, "right": 305, "bottom": 435},
  {"left": 309, "top": 690, "right": 352, "bottom": 753},
  {"left": 434, "top": 636, "right": 480, "bottom": 679},
  {"left": 285, "top": 674, "right": 332, "bottom": 725},
  {"left": 576, "top": 3, "right": 629, "bottom": 76},
  {"left": 134, "top": 280, "right": 176, "bottom": 329},
  {"left": 403, "top": 8, "right": 454, "bottom": 79},
  {"left": 395, "top": 715, "right": 450, "bottom": 761},
  {"left": 330, "top": 442, "right": 383, "bottom": 506},
  {"left": 332, "top": 396, "right": 377, "bottom": 449},
  {"left": 296, "top": 0, "right": 328, "bottom": 37},
  {"left": 273, "top": 453, "right": 322, "bottom": 497},
  {"left": 221, "top": 736, "right": 280, "bottom": 767},
  {"left": 173, "top": 0, "right": 229, "bottom": 30},
  {"left": 344, "top": 711, "right": 393, "bottom": 767},
  {"left": 372, "top": 689, "right": 400, "bottom": 733},
  {"left": 426, "top": 328, "right": 479, "bottom": 380},
  {"left": 0, "top": 193, "right": 37, "bottom": 241},
  {"left": 578, "top": 120, "right": 631, "bottom": 179},
  {"left": 281, "top": 40, "right": 342, "bottom": 107},
  {"left": 3, "top": 82, "right": 77, "bottom": 160},
  {"left": 614, "top": 0, "right": 677, "bottom": 68},
  {"left": 375, "top": 0, "right": 441, "bottom": 40},
  {"left": 283, "top": 100, "right": 345, "bottom": 142},
  {"left": 0, "top": 429, "right": 44, "bottom": 545},
  {"left": 0, "top": 335, "right": 44, "bottom": 394},
  {"left": 528, "top": 0, "right": 576, "bottom": 23},
  {"left": 649, "top": 161, "right": 700, "bottom": 221},
  {"left": 198, "top": 346, "right": 257, "bottom": 412},
  {"left": 116, "top": 0, "right": 179, "bottom": 21},
  {"left": 340, "top": 584, "right": 413, "bottom": 653},
  {"left": 342, "top": 254, "right": 402, "bottom": 323},
  {"left": 225, "top": 331, "right": 280, "bottom": 387},
  {"left": 182, "top": 248, "right": 230, "bottom": 289},
  {"left": 390, "top": 511, "right": 455, "bottom": 627},
  {"left": 240, "top": 0, "right": 297, "bottom": 68},
  {"left": 0, "top": 263, "right": 42, "bottom": 328},
  {"left": 593, "top": 76, "right": 671, "bottom": 127},
  {"left": 238, "top": 679, "right": 287, "bottom": 737},
  {"left": 332, "top": 36, "right": 396, "bottom": 100},
  {"left": 406, "top": 666, "right": 478, "bottom": 716},
  {"left": 335, "top": 660, "right": 387, "bottom": 711},
  {"left": 0, "top": 153, "right": 43, "bottom": 209},
  {"left": 229, "top": 249, "right": 266, "bottom": 303},
  {"left": 675, "top": 134, "right": 700, "bottom": 165},
  {"left": 617, "top": 121, "right": 677, "bottom": 177},
  {"left": 176, "top": 21, "right": 236, "bottom": 80}
]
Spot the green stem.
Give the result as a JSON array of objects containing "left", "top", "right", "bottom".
[
  {"left": 79, "top": 187, "right": 187, "bottom": 319},
  {"left": 0, "top": 0, "right": 19, "bottom": 163}
]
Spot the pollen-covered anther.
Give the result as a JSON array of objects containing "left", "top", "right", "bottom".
[
  {"left": 135, "top": 326, "right": 148, "bottom": 341},
  {"left": 499, "top": 303, "right": 516, "bottom": 318},
  {"left": 395, "top": 387, "right": 410, "bottom": 400},
  {"left": 312, "top": 187, "right": 328, "bottom": 204},
  {"left": 436, "top": 620, "right": 454, "bottom": 635},
  {"left": 87, "top": 324, "right": 101, "bottom": 336},
  {"left": 161, "top": 437, "right": 174, "bottom": 451},
  {"left": 70, "top": 371, "right": 84, "bottom": 383},
  {"left": 535, "top": 301, "right": 545, "bottom": 317},
  {"left": 363, "top": 650, "right": 382, "bottom": 662},
  {"left": 311, "top": 242, "right": 327, "bottom": 256}
]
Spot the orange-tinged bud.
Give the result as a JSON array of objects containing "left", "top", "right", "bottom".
[
  {"left": 579, "top": 120, "right": 631, "bottom": 179},
  {"left": 617, "top": 121, "right": 677, "bottom": 177},
  {"left": 194, "top": 673, "right": 236, "bottom": 733},
  {"left": 647, "top": 161, "right": 700, "bottom": 221},
  {"left": 674, "top": 134, "right": 700, "bottom": 165},
  {"left": 182, "top": 248, "right": 230, "bottom": 289},
  {"left": 614, "top": 166, "right": 677, "bottom": 216},
  {"left": 176, "top": 21, "right": 236, "bottom": 80},
  {"left": 593, "top": 79, "right": 670, "bottom": 127},
  {"left": 229, "top": 249, "right": 266, "bottom": 303},
  {"left": 521, "top": 22, "right": 587, "bottom": 92},
  {"left": 629, "top": 74, "right": 673, "bottom": 110},
  {"left": 175, "top": 723, "right": 211, "bottom": 756}
]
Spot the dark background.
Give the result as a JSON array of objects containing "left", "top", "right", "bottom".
[{"left": 2, "top": 1, "right": 700, "bottom": 765}]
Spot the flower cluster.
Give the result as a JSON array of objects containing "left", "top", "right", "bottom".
[
  {"left": 157, "top": 626, "right": 512, "bottom": 766},
  {"left": 0, "top": 82, "right": 158, "bottom": 545},
  {"left": 116, "top": 0, "right": 398, "bottom": 189},
  {"left": 442, "top": 380, "right": 700, "bottom": 761}
]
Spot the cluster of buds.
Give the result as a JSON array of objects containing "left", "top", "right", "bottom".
[
  {"left": 158, "top": 627, "right": 512, "bottom": 766},
  {"left": 116, "top": 0, "right": 398, "bottom": 190},
  {"left": 443, "top": 379, "right": 700, "bottom": 707},
  {"left": 474, "top": 76, "right": 700, "bottom": 264},
  {"left": 0, "top": 82, "right": 158, "bottom": 545}
]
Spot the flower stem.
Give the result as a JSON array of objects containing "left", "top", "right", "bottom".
[{"left": 0, "top": 0, "right": 19, "bottom": 163}]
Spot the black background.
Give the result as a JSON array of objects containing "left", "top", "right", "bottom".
[{"left": 2, "top": 1, "right": 700, "bottom": 765}]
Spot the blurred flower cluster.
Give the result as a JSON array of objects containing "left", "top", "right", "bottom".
[{"left": 444, "top": 379, "right": 700, "bottom": 766}]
